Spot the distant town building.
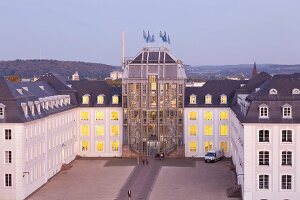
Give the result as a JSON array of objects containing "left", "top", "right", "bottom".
[
  {"left": 252, "top": 62, "right": 258, "bottom": 76},
  {"left": 72, "top": 71, "right": 80, "bottom": 81},
  {"left": 110, "top": 71, "right": 123, "bottom": 80},
  {"left": 186, "top": 82, "right": 206, "bottom": 87}
]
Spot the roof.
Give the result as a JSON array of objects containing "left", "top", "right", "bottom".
[{"left": 129, "top": 47, "right": 176, "bottom": 64}]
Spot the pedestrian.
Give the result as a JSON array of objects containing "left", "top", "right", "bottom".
[
  {"left": 146, "top": 159, "right": 148, "bottom": 165},
  {"left": 128, "top": 189, "right": 131, "bottom": 200},
  {"left": 142, "top": 159, "right": 145, "bottom": 165}
]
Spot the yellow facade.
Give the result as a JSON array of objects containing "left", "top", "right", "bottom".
[
  {"left": 111, "top": 111, "right": 119, "bottom": 120},
  {"left": 204, "top": 141, "right": 213, "bottom": 152},
  {"left": 96, "top": 111, "right": 104, "bottom": 120},
  {"left": 189, "top": 125, "right": 197, "bottom": 136},
  {"left": 220, "top": 125, "right": 228, "bottom": 136},
  {"left": 81, "top": 111, "right": 89, "bottom": 120},
  {"left": 96, "top": 125, "right": 104, "bottom": 136},
  {"left": 220, "top": 141, "right": 228, "bottom": 152},
  {"left": 81, "top": 125, "right": 89, "bottom": 136},
  {"left": 204, "top": 125, "right": 213, "bottom": 135},
  {"left": 111, "top": 125, "right": 119, "bottom": 136},
  {"left": 82, "top": 140, "right": 89, "bottom": 151},
  {"left": 112, "top": 141, "right": 119, "bottom": 151},
  {"left": 189, "top": 141, "right": 197, "bottom": 152},
  {"left": 189, "top": 111, "right": 197, "bottom": 120},
  {"left": 96, "top": 141, "right": 104, "bottom": 151},
  {"left": 220, "top": 111, "right": 228, "bottom": 120},
  {"left": 204, "top": 111, "right": 213, "bottom": 120}
]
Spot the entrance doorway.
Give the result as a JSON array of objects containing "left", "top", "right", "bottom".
[{"left": 147, "top": 140, "right": 159, "bottom": 157}]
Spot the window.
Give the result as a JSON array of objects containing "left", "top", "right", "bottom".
[
  {"left": 258, "top": 175, "right": 269, "bottom": 189},
  {"left": 269, "top": 88, "right": 278, "bottom": 95},
  {"left": 81, "top": 140, "right": 89, "bottom": 151},
  {"left": 96, "top": 125, "right": 104, "bottom": 136},
  {"left": 282, "top": 105, "right": 292, "bottom": 118},
  {"left": 189, "top": 125, "right": 197, "bottom": 136},
  {"left": 0, "top": 103, "right": 5, "bottom": 119},
  {"left": 281, "top": 175, "right": 292, "bottom": 190},
  {"left": 5, "top": 151, "right": 12, "bottom": 164},
  {"left": 259, "top": 151, "right": 269, "bottom": 165},
  {"left": 190, "top": 95, "right": 196, "bottom": 104},
  {"left": 96, "top": 111, "right": 104, "bottom": 120},
  {"left": 111, "top": 141, "right": 119, "bottom": 151},
  {"left": 189, "top": 141, "right": 197, "bottom": 152},
  {"left": 259, "top": 105, "right": 269, "bottom": 118},
  {"left": 97, "top": 95, "right": 104, "bottom": 104},
  {"left": 205, "top": 94, "right": 212, "bottom": 104},
  {"left": 111, "top": 125, "right": 119, "bottom": 136},
  {"left": 81, "top": 125, "right": 89, "bottom": 136},
  {"left": 204, "top": 125, "right": 213, "bottom": 136},
  {"left": 220, "top": 125, "right": 228, "bottom": 136},
  {"left": 5, "top": 174, "right": 12, "bottom": 187},
  {"left": 96, "top": 141, "right": 104, "bottom": 152},
  {"left": 189, "top": 111, "right": 197, "bottom": 120},
  {"left": 282, "top": 151, "right": 292, "bottom": 166},
  {"left": 220, "top": 95, "right": 227, "bottom": 104},
  {"left": 82, "top": 95, "right": 89, "bottom": 104},
  {"left": 220, "top": 141, "right": 228, "bottom": 152},
  {"left": 5, "top": 129, "right": 12, "bottom": 140},
  {"left": 111, "top": 111, "right": 119, "bottom": 120},
  {"left": 112, "top": 95, "right": 119, "bottom": 104},
  {"left": 81, "top": 111, "right": 89, "bottom": 120},
  {"left": 292, "top": 88, "right": 300, "bottom": 95},
  {"left": 258, "top": 130, "right": 269, "bottom": 142},
  {"left": 282, "top": 130, "right": 292, "bottom": 142},
  {"left": 204, "top": 141, "right": 213, "bottom": 152},
  {"left": 204, "top": 111, "right": 213, "bottom": 120},
  {"left": 220, "top": 111, "right": 228, "bottom": 120}
]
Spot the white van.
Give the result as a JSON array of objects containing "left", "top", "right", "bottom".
[{"left": 204, "top": 150, "right": 224, "bottom": 163}]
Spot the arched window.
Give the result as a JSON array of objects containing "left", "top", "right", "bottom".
[
  {"left": 292, "top": 88, "right": 300, "bottom": 95},
  {"left": 269, "top": 88, "right": 278, "bottom": 95},
  {"left": 205, "top": 94, "right": 212, "bottom": 104}
]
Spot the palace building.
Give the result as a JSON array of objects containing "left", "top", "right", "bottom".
[{"left": 1, "top": 47, "right": 300, "bottom": 200}]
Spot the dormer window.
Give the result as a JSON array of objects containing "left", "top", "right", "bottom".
[
  {"left": 0, "top": 103, "right": 5, "bottom": 119},
  {"left": 282, "top": 104, "right": 292, "bottom": 119},
  {"left": 112, "top": 95, "right": 119, "bottom": 104},
  {"left": 28, "top": 102, "right": 34, "bottom": 116},
  {"left": 269, "top": 88, "right": 278, "bottom": 95},
  {"left": 292, "top": 88, "right": 300, "bottom": 95},
  {"left": 97, "top": 95, "right": 104, "bottom": 104},
  {"left": 259, "top": 104, "right": 269, "bottom": 118},
  {"left": 21, "top": 103, "right": 28, "bottom": 117},
  {"left": 82, "top": 94, "right": 90, "bottom": 104},
  {"left": 190, "top": 95, "right": 196, "bottom": 104},
  {"left": 35, "top": 101, "right": 41, "bottom": 114},
  {"left": 205, "top": 94, "right": 212, "bottom": 104},
  {"left": 220, "top": 95, "right": 227, "bottom": 104}
]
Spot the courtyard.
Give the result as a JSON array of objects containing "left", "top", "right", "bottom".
[{"left": 27, "top": 158, "right": 240, "bottom": 200}]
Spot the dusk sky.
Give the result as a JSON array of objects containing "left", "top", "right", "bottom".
[{"left": 0, "top": 0, "right": 299, "bottom": 66}]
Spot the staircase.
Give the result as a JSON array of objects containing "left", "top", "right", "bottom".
[
  {"left": 168, "top": 144, "right": 185, "bottom": 158},
  {"left": 227, "top": 184, "right": 242, "bottom": 198}
]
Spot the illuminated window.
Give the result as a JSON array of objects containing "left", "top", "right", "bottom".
[
  {"left": 97, "top": 95, "right": 104, "bottom": 104},
  {"left": 220, "top": 95, "right": 227, "bottom": 104},
  {"left": 204, "top": 141, "right": 213, "bottom": 152},
  {"left": 111, "top": 141, "right": 119, "bottom": 151},
  {"left": 190, "top": 95, "right": 196, "bottom": 104},
  {"left": 189, "top": 141, "right": 197, "bottom": 152},
  {"left": 81, "top": 111, "right": 89, "bottom": 120},
  {"left": 171, "top": 99, "right": 176, "bottom": 108},
  {"left": 220, "top": 141, "right": 228, "bottom": 152},
  {"left": 96, "top": 141, "right": 104, "bottom": 152},
  {"left": 189, "top": 111, "right": 197, "bottom": 120},
  {"left": 220, "top": 111, "right": 228, "bottom": 120},
  {"left": 96, "top": 125, "right": 104, "bottom": 136},
  {"left": 111, "top": 111, "right": 119, "bottom": 120},
  {"left": 96, "top": 111, "right": 104, "bottom": 120},
  {"left": 151, "top": 82, "right": 157, "bottom": 91},
  {"left": 81, "top": 125, "right": 89, "bottom": 136},
  {"left": 81, "top": 140, "right": 89, "bottom": 151},
  {"left": 205, "top": 94, "right": 212, "bottom": 104},
  {"left": 189, "top": 125, "right": 197, "bottom": 136},
  {"left": 111, "top": 125, "right": 119, "bottom": 136},
  {"left": 204, "top": 125, "right": 213, "bottom": 136},
  {"left": 112, "top": 95, "right": 119, "bottom": 104},
  {"left": 204, "top": 111, "right": 213, "bottom": 120},
  {"left": 82, "top": 95, "right": 90, "bottom": 104},
  {"left": 220, "top": 125, "right": 228, "bottom": 136}
]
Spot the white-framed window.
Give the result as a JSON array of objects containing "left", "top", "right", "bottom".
[
  {"left": 282, "top": 104, "right": 292, "bottom": 118},
  {"left": 258, "top": 174, "right": 269, "bottom": 190},
  {"left": 112, "top": 95, "right": 119, "bottom": 104},
  {"left": 269, "top": 88, "right": 278, "bottom": 95},
  {"left": 5, "top": 129, "right": 12, "bottom": 140},
  {"left": 292, "top": 88, "right": 300, "bottom": 95},
  {"left": 5, "top": 174, "right": 12, "bottom": 187},
  {"left": 282, "top": 151, "right": 292, "bottom": 166},
  {"left": 220, "top": 94, "right": 227, "bottom": 104},
  {"left": 259, "top": 151, "right": 269, "bottom": 166},
  {"left": 205, "top": 94, "right": 212, "bottom": 104},
  {"left": 5, "top": 151, "right": 12, "bottom": 164},
  {"left": 97, "top": 95, "right": 104, "bottom": 104},
  {"left": 82, "top": 94, "right": 90, "bottom": 104},
  {"left": 190, "top": 94, "right": 196, "bottom": 104},
  {"left": 258, "top": 130, "right": 269, "bottom": 142},
  {"left": 282, "top": 130, "right": 292, "bottom": 143},
  {"left": 259, "top": 104, "right": 269, "bottom": 118},
  {"left": 0, "top": 103, "right": 5, "bottom": 119},
  {"left": 281, "top": 174, "right": 292, "bottom": 190}
]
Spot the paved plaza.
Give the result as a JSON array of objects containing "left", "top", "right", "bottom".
[{"left": 27, "top": 158, "right": 240, "bottom": 200}]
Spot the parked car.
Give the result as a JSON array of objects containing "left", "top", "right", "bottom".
[{"left": 204, "top": 150, "right": 224, "bottom": 163}]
